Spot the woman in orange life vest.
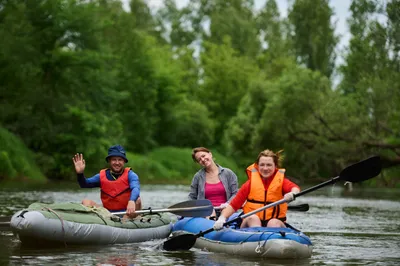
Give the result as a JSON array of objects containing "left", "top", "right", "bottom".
[
  {"left": 72, "top": 144, "right": 142, "bottom": 219},
  {"left": 213, "top": 149, "right": 300, "bottom": 230}
]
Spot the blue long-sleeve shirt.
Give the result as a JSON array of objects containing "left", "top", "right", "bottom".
[{"left": 77, "top": 169, "right": 140, "bottom": 202}]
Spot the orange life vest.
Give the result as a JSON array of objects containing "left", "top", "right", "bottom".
[
  {"left": 100, "top": 167, "right": 131, "bottom": 211},
  {"left": 242, "top": 163, "right": 288, "bottom": 222}
]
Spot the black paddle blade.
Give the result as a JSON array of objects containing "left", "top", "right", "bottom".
[
  {"left": 339, "top": 156, "right": 382, "bottom": 183},
  {"left": 171, "top": 205, "right": 214, "bottom": 217},
  {"left": 169, "top": 199, "right": 212, "bottom": 209},
  {"left": 168, "top": 199, "right": 214, "bottom": 217},
  {"left": 163, "top": 234, "right": 197, "bottom": 251},
  {"left": 288, "top": 204, "right": 309, "bottom": 212}
]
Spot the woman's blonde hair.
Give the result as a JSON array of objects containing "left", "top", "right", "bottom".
[
  {"left": 256, "top": 149, "right": 284, "bottom": 167},
  {"left": 191, "top": 147, "right": 211, "bottom": 163}
]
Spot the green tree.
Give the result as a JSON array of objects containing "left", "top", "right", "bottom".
[
  {"left": 0, "top": 0, "right": 123, "bottom": 178},
  {"left": 156, "top": 0, "right": 198, "bottom": 46},
  {"left": 257, "top": 0, "right": 291, "bottom": 61},
  {"left": 288, "top": 0, "right": 338, "bottom": 77},
  {"left": 205, "top": 0, "right": 259, "bottom": 57},
  {"left": 338, "top": 0, "right": 400, "bottom": 173},
  {"left": 197, "top": 39, "right": 259, "bottom": 146},
  {"left": 225, "top": 60, "right": 335, "bottom": 179},
  {"left": 254, "top": 67, "right": 332, "bottom": 179}
]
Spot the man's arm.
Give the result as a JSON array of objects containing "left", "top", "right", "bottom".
[
  {"left": 77, "top": 173, "right": 101, "bottom": 188},
  {"left": 128, "top": 171, "right": 140, "bottom": 201}
]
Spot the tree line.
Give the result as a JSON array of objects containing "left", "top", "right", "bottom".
[{"left": 0, "top": 0, "right": 399, "bottom": 187}]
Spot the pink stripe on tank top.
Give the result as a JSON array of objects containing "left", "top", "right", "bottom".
[{"left": 205, "top": 181, "right": 227, "bottom": 207}]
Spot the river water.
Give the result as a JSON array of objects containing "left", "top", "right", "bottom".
[{"left": 0, "top": 184, "right": 399, "bottom": 266}]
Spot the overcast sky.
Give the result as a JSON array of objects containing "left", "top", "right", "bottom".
[
  {"left": 122, "top": 0, "right": 352, "bottom": 49},
  {"left": 121, "top": 0, "right": 352, "bottom": 72}
]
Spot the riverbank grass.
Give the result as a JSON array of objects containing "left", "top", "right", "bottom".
[{"left": 0, "top": 127, "right": 46, "bottom": 182}]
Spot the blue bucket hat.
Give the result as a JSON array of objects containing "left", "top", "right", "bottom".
[{"left": 105, "top": 145, "right": 128, "bottom": 162}]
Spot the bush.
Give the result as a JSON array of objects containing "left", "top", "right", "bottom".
[
  {"left": 0, "top": 127, "right": 46, "bottom": 181},
  {"left": 0, "top": 151, "right": 17, "bottom": 179},
  {"left": 146, "top": 147, "right": 199, "bottom": 180},
  {"left": 128, "top": 152, "right": 181, "bottom": 184},
  {"left": 128, "top": 146, "right": 244, "bottom": 185}
]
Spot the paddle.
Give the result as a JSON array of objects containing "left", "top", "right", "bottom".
[
  {"left": 0, "top": 222, "right": 10, "bottom": 231},
  {"left": 108, "top": 199, "right": 214, "bottom": 217},
  {"left": 0, "top": 216, "right": 11, "bottom": 230},
  {"left": 0, "top": 199, "right": 214, "bottom": 229},
  {"left": 214, "top": 203, "right": 309, "bottom": 212},
  {"left": 163, "top": 155, "right": 382, "bottom": 251},
  {"left": 288, "top": 203, "right": 309, "bottom": 212}
]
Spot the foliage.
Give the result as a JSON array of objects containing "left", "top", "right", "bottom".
[
  {"left": 128, "top": 152, "right": 181, "bottom": 183},
  {"left": 197, "top": 39, "right": 260, "bottom": 145},
  {"left": 337, "top": 0, "right": 400, "bottom": 170},
  {"left": 145, "top": 147, "right": 198, "bottom": 180},
  {"left": 205, "top": 0, "right": 260, "bottom": 57},
  {"left": 288, "top": 0, "right": 339, "bottom": 78},
  {"left": 0, "top": 127, "right": 46, "bottom": 181},
  {"left": 256, "top": 0, "right": 292, "bottom": 62},
  {"left": 0, "top": 0, "right": 398, "bottom": 187}
]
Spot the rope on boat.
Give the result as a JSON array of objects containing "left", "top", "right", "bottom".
[
  {"left": 86, "top": 206, "right": 113, "bottom": 225},
  {"left": 140, "top": 207, "right": 153, "bottom": 223},
  {"left": 140, "top": 217, "right": 152, "bottom": 223},
  {"left": 91, "top": 211, "right": 109, "bottom": 225},
  {"left": 237, "top": 230, "right": 271, "bottom": 254},
  {"left": 240, "top": 232, "right": 256, "bottom": 244},
  {"left": 255, "top": 231, "right": 273, "bottom": 254},
  {"left": 42, "top": 207, "right": 67, "bottom": 248}
]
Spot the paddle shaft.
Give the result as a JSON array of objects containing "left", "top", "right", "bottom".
[
  {"left": 189, "top": 176, "right": 349, "bottom": 238},
  {"left": 194, "top": 156, "right": 380, "bottom": 237},
  {"left": 0, "top": 216, "right": 11, "bottom": 228},
  {"left": 162, "top": 156, "right": 382, "bottom": 251},
  {"left": 214, "top": 204, "right": 309, "bottom": 212},
  {"left": 1, "top": 199, "right": 213, "bottom": 230},
  {"left": 2, "top": 202, "right": 307, "bottom": 227},
  {"left": 209, "top": 176, "right": 342, "bottom": 235},
  {"left": 295, "top": 176, "right": 340, "bottom": 198},
  {"left": 0, "top": 206, "right": 211, "bottom": 226},
  {"left": 0, "top": 221, "right": 11, "bottom": 231},
  {"left": 196, "top": 198, "right": 288, "bottom": 237},
  {"left": 112, "top": 205, "right": 211, "bottom": 216}
]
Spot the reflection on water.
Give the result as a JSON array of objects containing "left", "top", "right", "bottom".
[{"left": 0, "top": 184, "right": 400, "bottom": 265}]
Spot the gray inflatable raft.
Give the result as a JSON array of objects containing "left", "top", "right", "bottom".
[{"left": 10, "top": 202, "right": 175, "bottom": 246}]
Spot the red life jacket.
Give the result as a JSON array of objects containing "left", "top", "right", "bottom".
[
  {"left": 100, "top": 167, "right": 131, "bottom": 211},
  {"left": 242, "top": 163, "right": 288, "bottom": 222}
]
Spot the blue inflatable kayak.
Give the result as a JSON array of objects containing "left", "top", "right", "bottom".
[{"left": 171, "top": 214, "right": 312, "bottom": 258}]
